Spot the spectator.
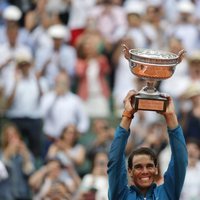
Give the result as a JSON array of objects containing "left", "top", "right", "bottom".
[
  {"left": 28, "top": 11, "right": 53, "bottom": 53},
  {"left": 123, "top": 0, "right": 149, "bottom": 49},
  {"left": 24, "top": 0, "right": 46, "bottom": 32},
  {"left": 67, "top": 0, "right": 97, "bottom": 46},
  {"left": 77, "top": 151, "right": 109, "bottom": 200},
  {"left": 35, "top": 24, "right": 77, "bottom": 88},
  {"left": 142, "top": 0, "right": 168, "bottom": 49},
  {"left": 112, "top": 38, "right": 137, "bottom": 117},
  {"left": 0, "top": 5, "right": 31, "bottom": 46},
  {"left": 170, "top": 1, "right": 199, "bottom": 53},
  {"left": 0, "top": 12, "right": 32, "bottom": 84},
  {"left": 3, "top": 48, "right": 46, "bottom": 158},
  {"left": 0, "top": 122, "right": 35, "bottom": 200},
  {"left": 179, "top": 82, "right": 200, "bottom": 142},
  {"left": 43, "top": 180, "right": 73, "bottom": 200},
  {"left": 87, "top": 118, "right": 113, "bottom": 160},
  {"left": 40, "top": 71, "right": 89, "bottom": 155},
  {"left": 160, "top": 36, "right": 189, "bottom": 104},
  {"left": 47, "top": 124, "right": 86, "bottom": 167},
  {"left": 89, "top": 0, "right": 127, "bottom": 45},
  {"left": 180, "top": 138, "right": 200, "bottom": 200},
  {"left": 75, "top": 33, "right": 111, "bottom": 118},
  {"left": 187, "top": 51, "right": 200, "bottom": 82},
  {"left": 29, "top": 157, "right": 80, "bottom": 199}
]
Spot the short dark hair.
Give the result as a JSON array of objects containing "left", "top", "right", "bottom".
[{"left": 128, "top": 147, "right": 158, "bottom": 170}]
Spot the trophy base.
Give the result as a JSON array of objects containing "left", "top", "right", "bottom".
[{"left": 134, "top": 94, "right": 167, "bottom": 112}]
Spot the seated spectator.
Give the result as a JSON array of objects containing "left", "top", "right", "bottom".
[
  {"left": 0, "top": 122, "right": 35, "bottom": 200},
  {"left": 87, "top": 118, "right": 114, "bottom": 160},
  {"left": 47, "top": 124, "right": 86, "bottom": 167},
  {"left": 76, "top": 151, "right": 109, "bottom": 200},
  {"left": 29, "top": 157, "right": 81, "bottom": 199}
]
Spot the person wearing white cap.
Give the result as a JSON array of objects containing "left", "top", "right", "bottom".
[
  {"left": 141, "top": 1, "right": 169, "bottom": 50},
  {"left": 35, "top": 24, "right": 77, "bottom": 88},
  {"left": 123, "top": 0, "right": 149, "bottom": 49},
  {"left": 0, "top": 16, "right": 33, "bottom": 87},
  {"left": 168, "top": 1, "right": 199, "bottom": 53},
  {"left": 2, "top": 47, "right": 48, "bottom": 158},
  {"left": 178, "top": 81, "right": 200, "bottom": 143},
  {"left": 0, "top": 5, "right": 31, "bottom": 46}
]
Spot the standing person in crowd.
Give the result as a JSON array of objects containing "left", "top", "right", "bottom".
[
  {"left": 35, "top": 24, "right": 77, "bottom": 89},
  {"left": 0, "top": 5, "right": 30, "bottom": 46},
  {"left": 47, "top": 124, "right": 86, "bottom": 168},
  {"left": 0, "top": 7, "right": 32, "bottom": 84},
  {"left": 40, "top": 71, "right": 89, "bottom": 156},
  {"left": 170, "top": 1, "right": 199, "bottom": 54},
  {"left": 3, "top": 48, "right": 47, "bottom": 159},
  {"left": 75, "top": 33, "right": 111, "bottom": 118},
  {"left": 108, "top": 90, "right": 188, "bottom": 200},
  {"left": 0, "top": 122, "right": 35, "bottom": 200}
]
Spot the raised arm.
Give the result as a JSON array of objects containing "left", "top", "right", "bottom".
[
  {"left": 108, "top": 90, "right": 137, "bottom": 200},
  {"left": 159, "top": 94, "right": 188, "bottom": 199}
]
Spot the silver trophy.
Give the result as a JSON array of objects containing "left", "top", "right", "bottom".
[{"left": 123, "top": 45, "right": 185, "bottom": 111}]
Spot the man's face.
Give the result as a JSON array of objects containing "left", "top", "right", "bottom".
[{"left": 129, "top": 154, "right": 157, "bottom": 192}]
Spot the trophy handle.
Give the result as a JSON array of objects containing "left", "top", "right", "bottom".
[
  {"left": 177, "top": 49, "right": 186, "bottom": 63},
  {"left": 122, "top": 44, "right": 131, "bottom": 60}
]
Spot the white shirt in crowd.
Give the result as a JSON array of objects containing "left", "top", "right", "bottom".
[
  {"left": 40, "top": 91, "right": 90, "bottom": 138},
  {"left": 180, "top": 162, "right": 200, "bottom": 200},
  {"left": 4, "top": 68, "right": 48, "bottom": 118},
  {"left": 35, "top": 45, "right": 77, "bottom": 88}
]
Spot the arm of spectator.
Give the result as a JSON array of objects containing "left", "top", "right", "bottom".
[
  {"left": 29, "top": 166, "right": 48, "bottom": 191},
  {"left": 18, "top": 141, "right": 35, "bottom": 175},
  {"left": 36, "top": 58, "right": 51, "bottom": 78},
  {"left": 46, "top": 144, "right": 59, "bottom": 159},
  {"left": 35, "top": 73, "right": 44, "bottom": 98},
  {"left": 66, "top": 145, "right": 86, "bottom": 166},
  {"left": 6, "top": 68, "right": 21, "bottom": 109},
  {"left": 0, "top": 58, "right": 12, "bottom": 71},
  {"left": 66, "top": 164, "right": 81, "bottom": 190}
]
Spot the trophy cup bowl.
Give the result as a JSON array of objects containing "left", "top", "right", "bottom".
[{"left": 123, "top": 46, "right": 186, "bottom": 111}]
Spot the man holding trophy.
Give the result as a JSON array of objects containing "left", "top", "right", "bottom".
[{"left": 107, "top": 46, "right": 188, "bottom": 200}]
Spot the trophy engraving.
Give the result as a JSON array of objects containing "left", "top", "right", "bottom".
[{"left": 123, "top": 45, "right": 185, "bottom": 111}]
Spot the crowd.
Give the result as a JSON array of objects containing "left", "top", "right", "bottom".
[{"left": 0, "top": 0, "right": 200, "bottom": 199}]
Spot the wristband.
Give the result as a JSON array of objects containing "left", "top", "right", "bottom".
[{"left": 122, "top": 110, "right": 134, "bottom": 119}]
